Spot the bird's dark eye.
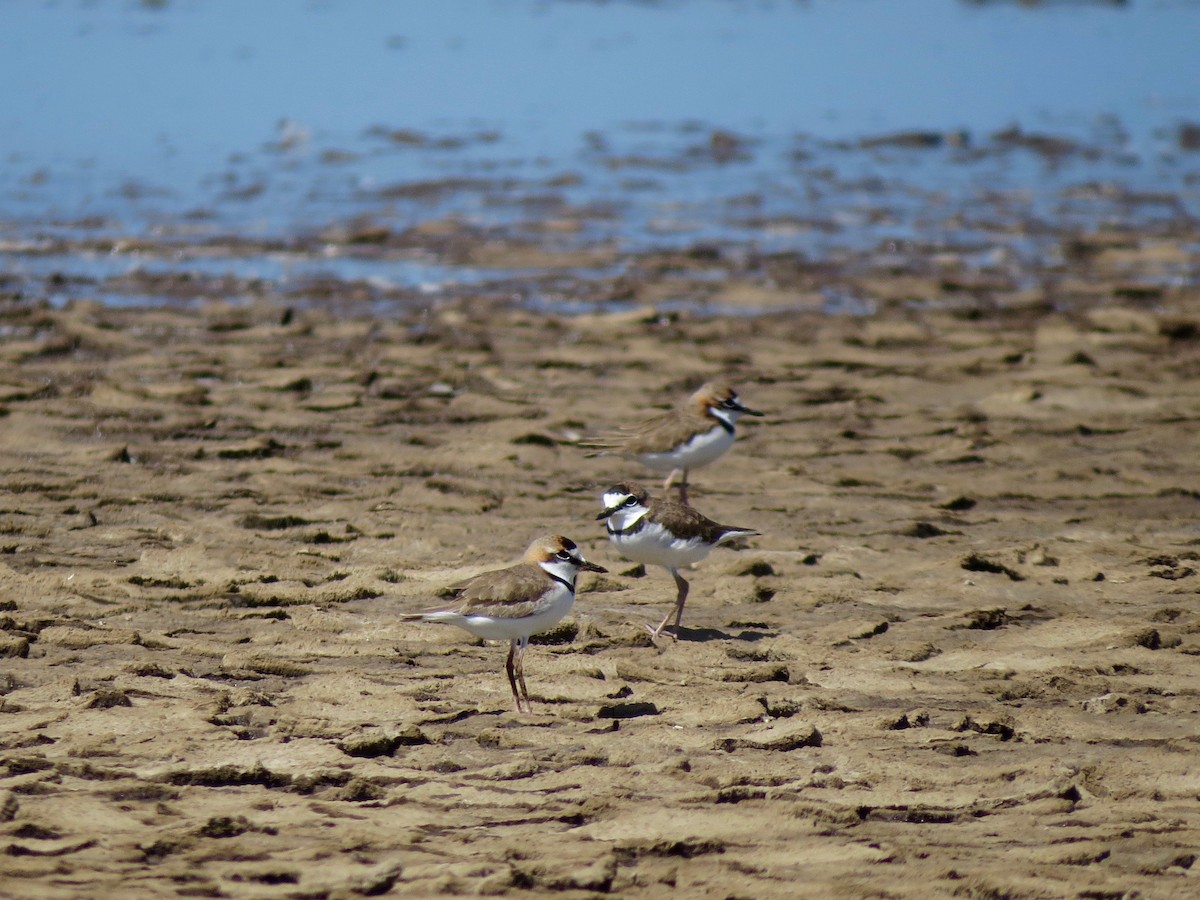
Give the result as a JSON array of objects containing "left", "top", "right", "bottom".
[
  {"left": 556, "top": 550, "right": 572, "bottom": 560},
  {"left": 624, "top": 496, "right": 637, "bottom": 506}
]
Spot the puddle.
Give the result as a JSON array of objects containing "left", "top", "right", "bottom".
[{"left": 1, "top": 0, "right": 1198, "bottom": 312}]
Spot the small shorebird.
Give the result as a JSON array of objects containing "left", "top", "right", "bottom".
[
  {"left": 580, "top": 381, "right": 762, "bottom": 505},
  {"left": 596, "top": 482, "right": 758, "bottom": 639},
  {"left": 402, "top": 535, "right": 606, "bottom": 713}
]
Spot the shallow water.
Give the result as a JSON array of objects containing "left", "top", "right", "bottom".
[{"left": 2, "top": 0, "right": 1199, "bottom": 308}]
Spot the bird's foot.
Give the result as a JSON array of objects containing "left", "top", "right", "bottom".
[{"left": 645, "top": 622, "right": 678, "bottom": 641}]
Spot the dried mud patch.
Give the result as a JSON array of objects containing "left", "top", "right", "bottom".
[{"left": 2, "top": 292, "right": 1200, "bottom": 897}]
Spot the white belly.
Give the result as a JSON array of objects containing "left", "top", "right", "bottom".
[
  {"left": 637, "top": 424, "right": 735, "bottom": 472},
  {"left": 425, "top": 584, "right": 574, "bottom": 642},
  {"left": 609, "top": 520, "right": 714, "bottom": 570}
]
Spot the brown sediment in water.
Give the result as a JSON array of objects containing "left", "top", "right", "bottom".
[{"left": 2, "top": 231, "right": 1200, "bottom": 896}]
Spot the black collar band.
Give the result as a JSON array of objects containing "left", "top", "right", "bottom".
[{"left": 546, "top": 572, "right": 574, "bottom": 592}]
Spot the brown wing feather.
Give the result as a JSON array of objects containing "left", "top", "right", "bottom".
[
  {"left": 582, "top": 407, "right": 715, "bottom": 456},
  {"left": 652, "top": 498, "right": 758, "bottom": 544},
  {"left": 445, "top": 563, "right": 558, "bottom": 620}
]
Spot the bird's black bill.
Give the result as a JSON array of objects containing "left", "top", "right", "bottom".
[
  {"left": 728, "top": 399, "right": 764, "bottom": 416},
  {"left": 578, "top": 559, "right": 607, "bottom": 573},
  {"left": 596, "top": 504, "right": 621, "bottom": 520}
]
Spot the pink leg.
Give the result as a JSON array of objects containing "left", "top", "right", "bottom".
[
  {"left": 514, "top": 639, "right": 531, "bottom": 713},
  {"left": 646, "top": 569, "right": 690, "bottom": 639},
  {"left": 505, "top": 640, "right": 528, "bottom": 712},
  {"left": 662, "top": 468, "right": 690, "bottom": 505}
]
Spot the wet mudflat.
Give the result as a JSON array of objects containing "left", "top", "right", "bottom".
[
  {"left": 3, "top": 217, "right": 1200, "bottom": 897},
  {"left": 4, "top": 2, "right": 1200, "bottom": 895}
]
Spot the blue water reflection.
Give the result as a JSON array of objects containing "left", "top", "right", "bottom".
[{"left": 1, "top": 0, "right": 1198, "bottom": 303}]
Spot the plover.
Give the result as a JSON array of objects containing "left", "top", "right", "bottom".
[
  {"left": 596, "top": 482, "right": 757, "bottom": 639},
  {"left": 402, "top": 534, "right": 606, "bottom": 712},
  {"left": 581, "top": 381, "right": 762, "bottom": 504}
]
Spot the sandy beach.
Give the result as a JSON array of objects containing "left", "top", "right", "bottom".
[{"left": 3, "top": 235, "right": 1200, "bottom": 897}]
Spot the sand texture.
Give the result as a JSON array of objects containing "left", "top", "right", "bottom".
[{"left": 3, "top": 287, "right": 1200, "bottom": 898}]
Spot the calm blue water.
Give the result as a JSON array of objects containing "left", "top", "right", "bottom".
[{"left": 1, "top": 0, "right": 1198, "bottom": 302}]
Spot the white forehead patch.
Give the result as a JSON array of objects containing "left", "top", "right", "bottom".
[{"left": 603, "top": 490, "right": 633, "bottom": 509}]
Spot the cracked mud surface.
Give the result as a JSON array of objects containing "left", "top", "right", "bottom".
[{"left": 3, "top": 254, "right": 1200, "bottom": 897}]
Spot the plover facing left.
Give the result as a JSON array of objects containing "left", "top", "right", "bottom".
[{"left": 596, "top": 482, "right": 757, "bottom": 639}]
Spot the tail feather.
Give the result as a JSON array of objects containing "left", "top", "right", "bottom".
[
  {"left": 404, "top": 610, "right": 464, "bottom": 625},
  {"left": 577, "top": 437, "right": 618, "bottom": 455},
  {"left": 716, "top": 527, "right": 759, "bottom": 545}
]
